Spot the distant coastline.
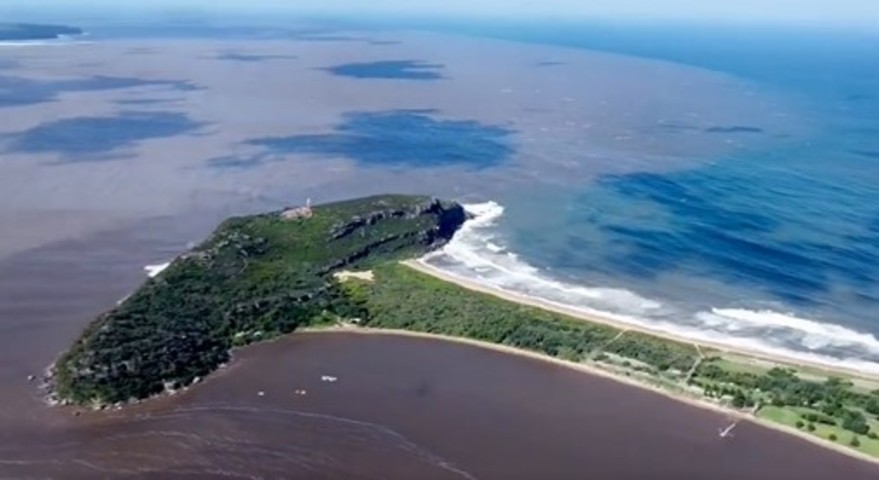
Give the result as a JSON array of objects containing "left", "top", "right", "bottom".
[{"left": 0, "top": 23, "right": 83, "bottom": 42}]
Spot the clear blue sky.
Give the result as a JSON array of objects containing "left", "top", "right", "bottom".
[{"left": 5, "top": 0, "right": 879, "bottom": 28}]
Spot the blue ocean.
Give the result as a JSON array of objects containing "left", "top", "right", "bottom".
[
  {"left": 3, "top": 17, "right": 877, "bottom": 372},
  {"left": 421, "top": 23, "right": 879, "bottom": 371}
]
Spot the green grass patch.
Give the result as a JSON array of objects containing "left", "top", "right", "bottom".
[
  {"left": 759, "top": 406, "right": 879, "bottom": 457},
  {"left": 711, "top": 356, "right": 772, "bottom": 376}
]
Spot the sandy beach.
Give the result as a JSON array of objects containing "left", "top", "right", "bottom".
[
  {"left": 304, "top": 324, "right": 879, "bottom": 468},
  {"left": 362, "top": 259, "right": 879, "bottom": 465},
  {"left": 403, "top": 260, "right": 879, "bottom": 382}
]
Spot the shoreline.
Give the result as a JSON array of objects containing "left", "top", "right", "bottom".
[
  {"left": 302, "top": 325, "right": 879, "bottom": 468},
  {"left": 403, "top": 259, "right": 879, "bottom": 382}
]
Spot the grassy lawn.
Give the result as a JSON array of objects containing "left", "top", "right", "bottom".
[
  {"left": 713, "top": 354, "right": 879, "bottom": 394},
  {"left": 711, "top": 355, "right": 773, "bottom": 376},
  {"left": 848, "top": 379, "right": 879, "bottom": 396},
  {"left": 759, "top": 406, "right": 879, "bottom": 457}
]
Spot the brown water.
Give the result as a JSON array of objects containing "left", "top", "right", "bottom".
[{"left": 1, "top": 218, "right": 878, "bottom": 479}]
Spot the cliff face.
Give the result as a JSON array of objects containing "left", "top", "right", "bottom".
[
  {"left": 51, "top": 195, "right": 466, "bottom": 406},
  {"left": 320, "top": 198, "right": 467, "bottom": 273}
]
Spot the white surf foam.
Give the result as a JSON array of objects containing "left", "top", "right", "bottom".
[
  {"left": 424, "top": 201, "right": 879, "bottom": 374},
  {"left": 704, "top": 308, "right": 879, "bottom": 349},
  {"left": 485, "top": 242, "right": 504, "bottom": 253},
  {"left": 438, "top": 202, "right": 663, "bottom": 314}
]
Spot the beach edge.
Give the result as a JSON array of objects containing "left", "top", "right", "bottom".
[{"left": 301, "top": 325, "right": 879, "bottom": 468}]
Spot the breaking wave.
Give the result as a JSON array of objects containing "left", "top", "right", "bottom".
[{"left": 423, "top": 202, "right": 879, "bottom": 374}]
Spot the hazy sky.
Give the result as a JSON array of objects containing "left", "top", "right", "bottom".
[{"left": 5, "top": 0, "right": 879, "bottom": 27}]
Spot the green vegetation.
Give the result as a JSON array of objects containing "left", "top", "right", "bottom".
[
  {"left": 706, "top": 363, "right": 879, "bottom": 458},
  {"left": 340, "top": 262, "right": 700, "bottom": 378},
  {"left": 0, "top": 23, "right": 82, "bottom": 41},
  {"left": 340, "top": 263, "right": 879, "bottom": 461},
  {"left": 52, "top": 195, "right": 466, "bottom": 406},
  {"left": 52, "top": 194, "right": 879, "bottom": 462}
]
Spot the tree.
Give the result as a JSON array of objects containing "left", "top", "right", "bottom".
[
  {"left": 821, "top": 402, "right": 843, "bottom": 418},
  {"left": 795, "top": 421, "right": 804, "bottom": 429},
  {"left": 850, "top": 436, "right": 861, "bottom": 448},
  {"left": 825, "top": 377, "right": 853, "bottom": 390},
  {"left": 841, "top": 410, "right": 869, "bottom": 435},
  {"left": 829, "top": 434, "right": 838, "bottom": 442},
  {"left": 807, "top": 423, "right": 816, "bottom": 432},
  {"left": 732, "top": 390, "right": 748, "bottom": 409},
  {"left": 557, "top": 346, "right": 581, "bottom": 362}
]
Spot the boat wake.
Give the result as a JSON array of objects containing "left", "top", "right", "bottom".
[{"left": 422, "top": 201, "right": 879, "bottom": 375}]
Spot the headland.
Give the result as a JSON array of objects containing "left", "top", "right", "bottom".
[{"left": 50, "top": 194, "right": 879, "bottom": 464}]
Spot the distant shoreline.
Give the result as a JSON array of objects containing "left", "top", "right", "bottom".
[
  {"left": 403, "top": 259, "right": 879, "bottom": 382},
  {"left": 0, "top": 23, "right": 83, "bottom": 42},
  {"left": 302, "top": 325, "right": 879, "bottom": 467}
]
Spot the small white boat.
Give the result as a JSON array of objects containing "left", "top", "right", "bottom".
[{"left": 719, "top": 422, "right": 737, "bottom": 438}]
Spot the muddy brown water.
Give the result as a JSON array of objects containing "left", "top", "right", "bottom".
[{"left": 1, "top": 217, "right": 877, "bottom": 479}]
